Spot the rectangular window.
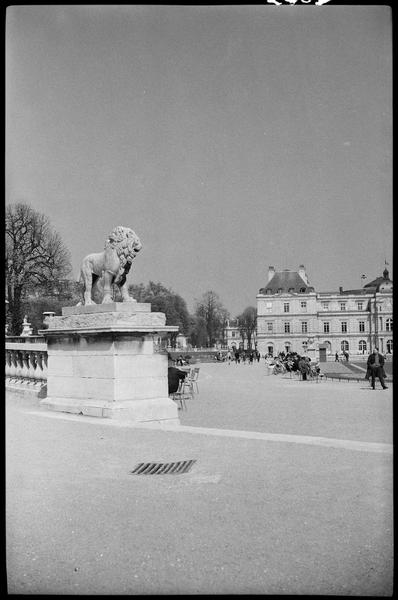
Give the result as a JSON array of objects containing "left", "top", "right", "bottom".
[
  {"left": 322, "top": 302, "right": 329, "bottom": 310},
  {"left": 357, "top": 302, "right": 363, "bottom": 311},
  {"left": 266, "top": 302, "right": 272, "bottom": 313},
  {"left": 284, "top": 322, "right": 290, "bottom": 333},
  {"left": 323, "top": 322, "right": 330, "bottom": 333},
  {"left": 301, "top": 321, "right": 308, "bottom": 333},
  {"left": 340, "top": 303, "right": 346, "bottom": 311},
  {"left": 231, "top": 332, "right": 235, "bottom": 338},
  {"left": 267, "top": 322, "right": 273, "bottom": 332},
  {"left": 341, "top": 321, "right": 347, "bottom": 333},
  {"left": 359, "top": 321, "right": 365, "bottom": 332},
  {"left": 284, "top": 303, "right": 290, "bottom": 313},
  {"left": 300, "top": 301, "right": 307, "bottom": 311}
]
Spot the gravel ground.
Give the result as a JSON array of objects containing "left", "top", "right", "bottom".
[{"left": 6, "top": 367, "right": 393, "bottom": 595}]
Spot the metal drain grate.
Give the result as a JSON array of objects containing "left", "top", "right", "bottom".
[{"left": 131, "top": 460, "right": 196, "bottom": 475}]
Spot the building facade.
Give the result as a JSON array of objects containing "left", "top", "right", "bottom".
[
  {"left": 256, "top": 265, "right": 393, "bottom": 358},
  {"left": 224, "top": 319, "right": 246, "bottom": 351}
]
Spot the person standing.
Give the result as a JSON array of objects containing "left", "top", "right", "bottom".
[
  {"left": 298, "top": 356, "right": 309, "bottom": 381},
  {"left": 366, "top": 347, "right": 388, "bottom": 390},
  {"left": 335, "top": 352, "right": 339, "bottom": 362}
]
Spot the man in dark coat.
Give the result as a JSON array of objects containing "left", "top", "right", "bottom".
[
  {"left": 167, "top": 354, "right": 187, "bottom": 394},
  {"left": 366, "top": 347, "right": 388, "bottom": 390},
  {"left": 298, "top": 356, "right": 310, "bottom": 381}
]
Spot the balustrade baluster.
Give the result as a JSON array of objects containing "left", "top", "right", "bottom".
[
  {"left": 14, "top": 351, "right": 24, "bottom": 382},
  {"left": 29, "top": 351, "right": 40, "bottom": 386},
  {"left": 21, "top": 351, "right": 31, "bottom": 383},
  {"left": 41, "top": 352, "right": 48, "bottom": 382},
  {"left": 10, "top": 350, "right": 18, "bottom": 381},
  {"left": 5, "top": 350, "right": 13, "bottom": 382},
  {"left": 35, "top": 352, "right": 43, "bottom": 383}
]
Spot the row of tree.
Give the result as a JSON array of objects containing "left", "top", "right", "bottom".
[{"left": 5, "top": 203, "right": 257, "bottom": 347}]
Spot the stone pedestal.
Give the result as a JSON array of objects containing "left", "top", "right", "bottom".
[{"left": 39, "top": 303, "right": 179, "bottom": 424}]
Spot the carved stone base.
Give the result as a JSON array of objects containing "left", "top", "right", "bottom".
[{"left": 39, "top": 303, "right": 179, "bottom": 424}]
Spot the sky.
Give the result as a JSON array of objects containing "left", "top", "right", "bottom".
[{"left": 6, "top": 4, "right": 392, "bottom": 316}]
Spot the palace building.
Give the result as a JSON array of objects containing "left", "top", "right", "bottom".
[{"left": 256, "top": 265, "right": 393, "bottom": 358}]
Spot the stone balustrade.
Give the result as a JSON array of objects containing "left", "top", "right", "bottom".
[{"left": 6, "top": 341, "right": 48, "bottom": 388}]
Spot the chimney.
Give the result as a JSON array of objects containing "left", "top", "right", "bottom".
[
  {"left": 268, "top": 266, "right": 275, "bottom": 282},
  {"left": 298, "top": 264, "right": 308, "bottom": 285},
  {"left": 339, "top": 286, "right": 343, "bottom": 293}
]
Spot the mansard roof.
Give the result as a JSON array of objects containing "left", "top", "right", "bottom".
[
  {"left": 363, "top": 268, "right": 392, "bottom": 292},
  {"left": 259, "top": 270, "right": 314, "bottom": 295}
]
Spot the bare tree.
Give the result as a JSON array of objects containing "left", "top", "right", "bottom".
[
  {"left": 195, "top": 290, "right": 229, "bottom": 347},
  {"left": 237, "top": 306, "right": 257, "bottom": 350},
  {"left": 6, "top": 203, "right": 72, "bottom": 334}
]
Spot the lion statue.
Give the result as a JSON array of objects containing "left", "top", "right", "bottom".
[{"left": 79, "top": 226, "right": 142, "bottom": 305}]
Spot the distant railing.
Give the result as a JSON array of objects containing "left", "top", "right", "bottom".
[
  {"left": 5, "top": 335, "right": 46, "bottom": 344},
  {"left": 5, "top": 341, "right": 48, "bottom": 387}
]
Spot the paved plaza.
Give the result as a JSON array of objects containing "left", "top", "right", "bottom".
[{"left": 6, "top": 361, "right": 393, "bottom": 595}]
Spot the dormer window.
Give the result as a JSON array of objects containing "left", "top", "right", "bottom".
[
  {"left": 277, "top": 288, "right": 283, "bottom": 294},
  {"left": 299, "top": 288, "right": 306, "bottom": 293}
]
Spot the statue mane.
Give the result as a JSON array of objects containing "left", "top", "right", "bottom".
[{"left": 104, "top": 226, "right": 142, "bottom": 271}]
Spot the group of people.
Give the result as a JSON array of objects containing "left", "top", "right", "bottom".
[
  {"left": 264, "top": 351, "right": 321, "bottom": 380},
  {"left": 228, "top": 350, "right": 261, "bottom": 365},
  {"left": 335, "top": 351, "right": 349, "bottom": 362}
]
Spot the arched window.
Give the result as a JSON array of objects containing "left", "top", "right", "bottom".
[
  {"left": 358, "top": 340, "right": 367, "bottom": 353},
  {"left": 386, "top": 339, "right": 393, "bottom": 353},
  {"left": 341, "top": 340, "right": 349, "bottom": 351}
]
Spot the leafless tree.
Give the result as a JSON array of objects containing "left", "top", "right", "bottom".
[
  {"left": 195, "top": 290, "right": 229, "bottom": 347},
  {"left": 6, "top": 203, "right": 72, "bottom": 334},
  {"left": 237, "top": 306, "right": 257, "bottom": 350}
]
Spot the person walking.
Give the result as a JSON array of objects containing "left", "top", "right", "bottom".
[
  {"left": 335, "top": 352, "right": 339, "bottom": 362},
  {"left": 366, "top": 347, "right": 388, "bottom": 390}
]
